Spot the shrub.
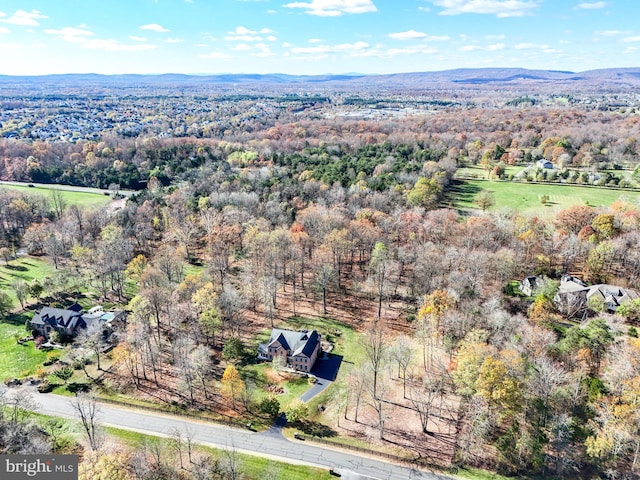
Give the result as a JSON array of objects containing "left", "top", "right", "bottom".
[
  {"left": 37, "top": 380, "right": 53, "bottom": 393},
  {"left": 259, "top": 396, "right": 281, "bottom": 417}
]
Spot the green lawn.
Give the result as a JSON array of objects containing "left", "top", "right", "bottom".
[
  {"left": 0, "top": 320, "right": 49, "bottom": 381},
  {"left": 449, "top": 179, "right": 640, "bottom": 216},
  {"left": 0, "top": 256, "right": 57, "bottom": 308},
  {"left": 0, "top": 184, "right": 112, "bottom": 208},
  {"left": 243, "top": 316, "right": 365, "bottom": 409}
]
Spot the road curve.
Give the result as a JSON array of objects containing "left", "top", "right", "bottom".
[{"left": 22, "top": 387, "right": 452, "bottom": 480}]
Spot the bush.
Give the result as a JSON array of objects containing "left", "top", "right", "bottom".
[
  {"left": 258, "top": 396, "right": 281, "bottom": 417},
  {"left": 285, "top": 400, "right": 309, "bottom": 423},
  {"left": 37, "top": 380, "right": 53, "bottom": 393},
  {"left": 222, "top": 338, "right": 245, "bottom": 361}
]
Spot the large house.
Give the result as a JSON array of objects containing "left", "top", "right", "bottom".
[
  {"left": 554, "top": 275, "right": 639, "bottom": 316},
  {"left": 30, "top": 304, "right": 125, "bottom": 340},
  {"left": 257, "top": 328, "right": 321, "bottom": 373}
]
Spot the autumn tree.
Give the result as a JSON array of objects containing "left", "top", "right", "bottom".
[{"left": 221, "top": 364, "right": 245, "bottom": 408}]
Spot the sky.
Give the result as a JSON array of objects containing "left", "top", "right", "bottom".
[{"left": 0, "top": 0, "right": 638, "bottom": 76}]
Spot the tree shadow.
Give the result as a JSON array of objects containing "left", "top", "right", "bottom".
[
  {"left": 67, "top": 382, "right": 91, "bottom": 394},
  {"left": 297, "top": 420, "right": 337, "bottom": 438},
  {"left": 4, "top": 264, "right": 28, "bottom": 271},
  {"left": 4, "top": 311, "right": 32, "bottom": 328},
  {"left": 442, "top": 179, "right": 483, "bottom": 211}
]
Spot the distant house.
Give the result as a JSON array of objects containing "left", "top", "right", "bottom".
[
  {"left": 536, "top": 159, "right": 553, "bottom": 169},
  {"left": 519, "top": 276, "right": 546, "bottom": 296},
  {"left": 257, "top": 328, "right": 321, "bottom": 373},
  {"left": 30, "top": 304, "right": 125, "bottom": 340},
  {"left": 553, "top": 274, "right": 639, "bottom": 316}
]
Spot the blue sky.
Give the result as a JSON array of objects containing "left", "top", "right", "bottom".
[{"left": 0, "top": 1, "right": 638, "bottom": 75}]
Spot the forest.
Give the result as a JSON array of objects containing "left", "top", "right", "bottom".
[{"left": 2, "top": 77, "right": 640, "bottom": 479}]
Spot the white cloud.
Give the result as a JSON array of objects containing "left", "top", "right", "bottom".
[
  {"left": 250, "top": 43, "right": 274, "bottom": 57},
  {"left": 389, "top": 30, "right": 450, "bottom": 41},
  {"left": 44, "top": 27, "right": 95, "bottom": 43},
  {"left": 0, "top": 26, "right": 10, "bottom": 34},
  {"left": 625, "top": 46, "right": 638, "bottom": 54},
  {"left": 594, "top": 30, "right": 629, "bottom": 37},
  {"left": 235, "top": 26, "right": 255, "bottom": 35},
  {"left": 283, "top": 0, "right": 377, "bottom": 16},
  {"left": 129, "top": 36, "right": 147, "bottom": 42},
  {"left": 139, "top": 23, "right": 169, "bottom": 32},
  {"left": 0, "top": 9, "right": 47, "bottom": 26},
  {"left": 225, "top": 26, "right": 276, "bottom": 42},
  {"left": 46, "top": 27, "right": 158, "bottom": 51},
  {"left": 460, "top": 45, "right": 480, "bottom": 51},
  {"left": 487, "top": 43, "right": 505, "bottom": 50},
  {"left": 384, "top": 46, "right": 437, "bottom": 56},
  {"left": 232, "top": 43, "right": 252, "bottom": 51},
  {"left": 199, "top": 51, "right": 232, "bottom": 59},
  {"left": 290, "top": 40, "right": 370, "bottom": 54},
  {"left": 82, "top": 39, "right": 158, "bottom": 51},
  {"left": 165, "top": 38, "right": 184, "bottom": 43},
  {"left": 389, "top": 30, "right": 427, "bottom": 40},
  {"left": 427, "top": 0, "right": 540, "bottom": 17},
  {"left": 515, "top": 42, "right": 542, "bottom": 49},
  {"left": 622, "top": 36, "right": 640, "bottom": 43},
  {"left": 308, "top": 38, "right": 323, "bottom": 43},
  {"left": 575, "top": 1, "right": 607, "bottom": 9}
]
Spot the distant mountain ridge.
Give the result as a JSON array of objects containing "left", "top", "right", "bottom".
[{"left": 2, "top": 68, "right": 640, "bottom": 92}]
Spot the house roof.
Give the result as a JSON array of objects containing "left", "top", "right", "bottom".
[
  {"left": 266, "top": 328, "right": 319, "bottom": 359},
  {"left": 31, "top": 307, "right": 83, "bottom": 329},
  {"left": 587, "top": 284, "right": 640, "bottom": 306}
]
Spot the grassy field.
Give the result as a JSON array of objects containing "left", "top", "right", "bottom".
[
  {"left": 0, "top": 184, "right": 112, "bottom": 208},
  {"left": 0, "top": 315, "right": 49, "bottom": 381},
  {"left": 243, "top": 316, "right": 364, "bottom": 409},
  {"left": 0, "top": 256, "right": 57, "bottom": 308},
  {"left": 104, "top": 425, "right": 335, "bottom": 480},
  {"left": 449, "top": 179, "right": 640, "bottom": 215}
]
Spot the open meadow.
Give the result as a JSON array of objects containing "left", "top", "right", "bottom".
[
  {"left": 0, "top": 183, "right": 113, "bottom": 208},
  {"left": 450, "top": 178, "right": 640, "bottom": 215}
]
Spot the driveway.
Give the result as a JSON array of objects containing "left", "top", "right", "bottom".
[{"left": 299, "top": 353, "right": 343, "bottom": 402}]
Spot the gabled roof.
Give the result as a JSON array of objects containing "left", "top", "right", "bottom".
[
  {"left": 31, "top": 307, "right": 83, "bottom": 329},
  {"left": 266, "top": 328, "right": 319, "bottom": 358}
]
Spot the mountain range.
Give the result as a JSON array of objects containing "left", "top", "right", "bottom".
[{"left": 1, "top": 68, "right": 640, "bottom": 93}]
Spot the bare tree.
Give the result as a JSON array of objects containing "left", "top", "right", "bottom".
[
  {"left": 313, "top": 263, "right": 335, "bottom": 315},
  {"left": 220, "top": 442, "right": 244, "bottom": 480},
  {"left": 389, "top": 335, "right": 413, "bottom": 398},
  {"left": 363, "top": 323, "right": 387, "bottom": 399},
  {"left": 408, "top": 373, "right": 444, "bottom": 435},
  {"left": 72, "top": 392, "right": 102, "bottom": 451},
  {"left": 49, "top": 188, "right": 67, "bottom": 220}
]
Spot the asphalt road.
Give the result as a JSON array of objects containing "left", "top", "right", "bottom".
[{"left": 22, "top": 387, "right": 452, "bottom": 480}]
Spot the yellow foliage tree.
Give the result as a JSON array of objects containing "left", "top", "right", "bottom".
[{"left": 221, "top": 364, "right": 245, "bottom": 405}]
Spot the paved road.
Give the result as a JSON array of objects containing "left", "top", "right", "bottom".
[{"left": 22, "top": 387, "right": 451, "bottom": 480}]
